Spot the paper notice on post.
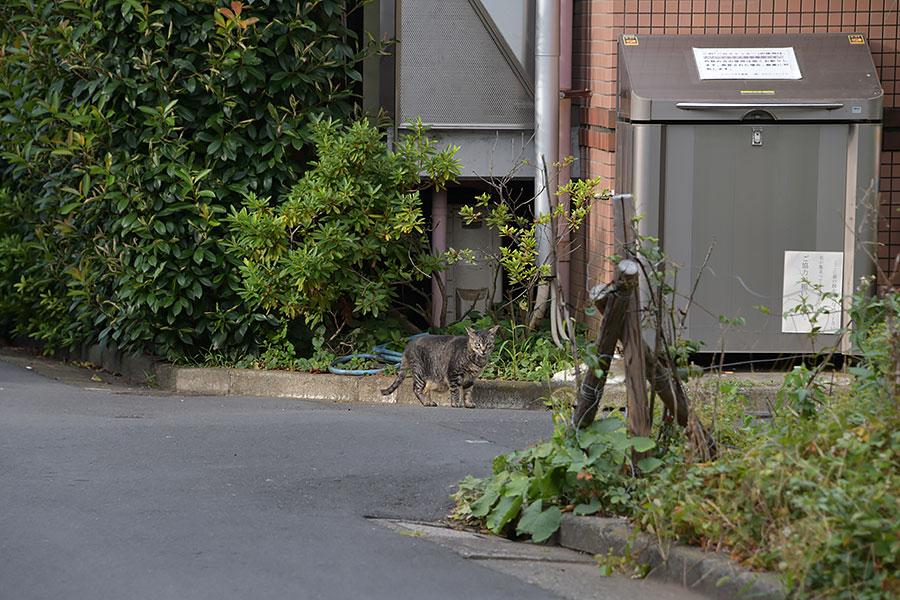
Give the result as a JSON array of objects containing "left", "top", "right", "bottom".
[
  {"left": 693, "top": 47, "right": 802, "bottom": 80},
  {"left": 782, "top": 251, "right": 843, "bottom": 334}
]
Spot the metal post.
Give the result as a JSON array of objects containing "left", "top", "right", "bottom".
[
  {"left": 557, "top": 0, "right": 573, "bottom": 305},
  {"left": 534, "top": 0, "right": 559, "bottom": 267}
]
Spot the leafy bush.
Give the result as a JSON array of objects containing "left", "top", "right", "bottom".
[
  {"left": 639, "top": 380, "right": 900, "bottom": 598},
  {"left": 0, "top": 187, "right": 70, "bottom": 343},
  {"left": 690, "top": 378, "right": 770, "bottom": 450},
  {"left": 453, "top": 414, "right": 657, "bottom": 543},
  {"left": 453, "top": 172, "right": 606, "bottom": 330},
  {"left": 226, "top": 116, "right": 460, "bottom": 330},
  {"left": 0, "top": 0, "right": 379, "bottom": 358}
]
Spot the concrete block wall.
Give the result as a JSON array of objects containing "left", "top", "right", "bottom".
[{"left": 571, "top": 0, "right": 900, "bottom": 307}]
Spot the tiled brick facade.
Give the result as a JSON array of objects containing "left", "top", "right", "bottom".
[{"left": 571, "top": 0, "right": 900, "bottom": 311}]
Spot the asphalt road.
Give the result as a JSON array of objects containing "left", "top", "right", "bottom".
[{"left": 0, "top": 352, "right": 707, "bottom": 600}]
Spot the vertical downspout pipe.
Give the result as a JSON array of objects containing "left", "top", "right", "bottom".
[
  {"left": 535, "top": 0, "right": 560, "bottom": 267},
  {"left": 531, "top": 0, "right": 560, "bottom": 329},
  {"left": 431, "top": 189, "right": 448, "bottom": 327},
  {"left": 557, "top": 0, "right": 573, "bottom": 306}
]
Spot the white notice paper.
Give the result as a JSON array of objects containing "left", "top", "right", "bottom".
[
  {"left": 693, "top": 47, "right": 802, "bottom": 80},
  {"left": 782, "top": 251, "right": 843, "bottom": 334}
]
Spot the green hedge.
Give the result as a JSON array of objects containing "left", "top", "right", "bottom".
[{"left": 0, "top": 0, "right": 379, "bottom": 359}]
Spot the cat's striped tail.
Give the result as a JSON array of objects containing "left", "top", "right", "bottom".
[{"left": 381, "top": 365, "right": 406, "bottom": 395}]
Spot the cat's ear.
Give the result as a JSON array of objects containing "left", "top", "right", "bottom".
[
  {"left": 489, "top": 325, "right": 500, "bottom": 335},
  {"left": 465, "top": 325, "right": 476, "bottom": 336}
]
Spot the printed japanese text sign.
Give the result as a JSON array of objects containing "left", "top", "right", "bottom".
[
  {"left": 782, "top": 251, "right": 843, "bottom": 334},
  {"left": 693, "top": 47, "right": 802, "bottom": 80}
]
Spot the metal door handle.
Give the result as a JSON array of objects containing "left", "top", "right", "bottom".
[{"left": 676, "top": 102, "right": 844, "bottom": 110}]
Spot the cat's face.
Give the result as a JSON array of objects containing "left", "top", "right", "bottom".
[{"left": 465, "top": 325, "right": 499, "bottom": 357}]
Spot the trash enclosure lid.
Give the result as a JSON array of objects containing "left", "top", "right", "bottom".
[{"left": 617, "top": 33, "right": 883, "bottom": 122}]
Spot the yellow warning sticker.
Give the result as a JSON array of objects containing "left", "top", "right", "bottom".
[
  {"left": 849, "top": 34, "right": 865, "bottom": 44},
  {"left": 740, "top": 90, "right": 776, "bottom": 95},
  {"left": 622, "top": 35, "right": 639, "bottom": 46}
]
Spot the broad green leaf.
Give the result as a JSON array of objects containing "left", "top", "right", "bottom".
[
  {"left": 630, "top": 437, "right": 656, "bottom": 453},
  {"left": 606, "top": 431, "right": 634, "bottom": 453},
  {"left": 503, "top": 473, "right": 531, "bottom": 498},
  {"left": 573, "top": 498, "right": 603, "bottom": 516},
  {"left": 636, "top": 457, "right": 664, "bottom": 472},
  {"left": 590, "top": 416, "right": 625, "bottom": 434},
  {"left": 468, "top": 487, "right": 500, "bottom": 518},
  {"left": 516, "top": 500, "right": 562, "bottom": 543},
  {"left": 531, "top": 466, "right": 564, "bottom": 500},
  {"left": 486, "top": 494, "right": 523, "bottom": 533},
  {"left": 59, "top": 202, "right": 82, "bottom": 215},
  {"left": 491, "top": 453, "right": 510, "bottom": 473}
]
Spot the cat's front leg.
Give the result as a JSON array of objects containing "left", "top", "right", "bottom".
[
  {"left": 462, "top": 383, "right": 476, "bottom": 409},
  {"left": 448, "top": 382, "right": 463, "bottom": 408}
]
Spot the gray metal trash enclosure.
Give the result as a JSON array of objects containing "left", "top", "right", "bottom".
[{"left": 615, "top": 33, "right": 883, "bottom": 354}]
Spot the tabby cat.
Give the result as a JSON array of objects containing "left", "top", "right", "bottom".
[{"left": 381, "top": 326, "right": 499, "bottom": 408}]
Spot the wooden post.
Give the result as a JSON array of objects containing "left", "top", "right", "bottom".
[
  {"left": 611, "top": 193, "right": 651, "bottom": 451},
  {"left": 643, "top": 344, "right": 690, "bottom": 427},
  {"left": 573, "top": 259, "right": 639, "bottom": 429},
  {"left": 622, "top": 292, "right": 651, "bottom": 455}
]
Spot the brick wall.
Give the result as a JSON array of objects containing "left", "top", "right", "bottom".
[{"left": 571, "top": 0, "right": 900, "bottom": 312}]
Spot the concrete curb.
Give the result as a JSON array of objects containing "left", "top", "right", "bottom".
[
  {"left": 61, "top": 342, "right": 163, "bottom": 386},
  {"left": 155, "top": 362, "right": 576, "bottom": 408},
  {"left": 147, "top": 355, "right": 823, "bottom": 414},
  {"left": 25, "top": 340, "right": 600, "bottom": 408},
  {"left": 559, "top": 515, "right": 787, "bottom": 599},
  {"left": 52, "top": 341, "right": 832, "bottom": 415}
]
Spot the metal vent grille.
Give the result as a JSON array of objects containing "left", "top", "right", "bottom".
[{"left": 398, "top": 0, "right": 533, "bottom": 128}]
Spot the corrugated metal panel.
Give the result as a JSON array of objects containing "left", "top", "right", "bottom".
[{"left": 398, "top": 0, "right": 533, "bottom": 128}]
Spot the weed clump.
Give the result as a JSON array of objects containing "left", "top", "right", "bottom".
[{"left": 453, "top": 292, "right": 900, "bottom": 599}]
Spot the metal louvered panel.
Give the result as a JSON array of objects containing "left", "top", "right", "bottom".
[{"left": 398, "top": 0, "right": 534, "bottom": 128}]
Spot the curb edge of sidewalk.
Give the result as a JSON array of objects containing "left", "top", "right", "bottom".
[{"left": 558, "top": 514, "right": 787, "bottom": 600}]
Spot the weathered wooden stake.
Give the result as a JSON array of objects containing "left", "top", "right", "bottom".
[
  {"left": 642, "top": 342, "right": 718, "bottom": 460},
  {"left": 622, "top": 289, "right": 651, "bottom": 460},
  {"left": 643, "top": 344, "right": 689, "bottom": 427},
  {"left": 573, "top": 259, "right": 638, "bottom": 429},
  {"left": 611, "top": 193, "right": 650, "bottom": 449}
]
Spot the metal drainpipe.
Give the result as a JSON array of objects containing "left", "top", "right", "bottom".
[
  {"left": 431, "top": 189, "right": 448, "bottom": 328},
  {"left": 532, "top": 0, "right": 560, "bottom": 328},
  {"left": 557, "top": 0, "right": 573, "bottom": 307}
]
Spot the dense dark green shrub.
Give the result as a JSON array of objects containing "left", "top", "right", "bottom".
[{"left": 0, "top": 0, "right": 380, "bottom": 358}]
